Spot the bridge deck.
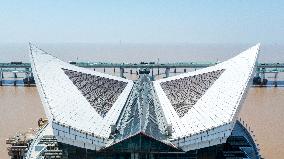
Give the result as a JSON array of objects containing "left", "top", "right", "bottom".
[{"left": 1, "top": 62, "right": 284, "bottom": 70}]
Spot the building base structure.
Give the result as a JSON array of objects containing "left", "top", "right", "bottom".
[{"left": 21, "top": 120, "right": 261, "bottom": 159}]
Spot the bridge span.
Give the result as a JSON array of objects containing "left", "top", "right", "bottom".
[{"left": 0, "top": 61, "right": 283, "bottom": 86}]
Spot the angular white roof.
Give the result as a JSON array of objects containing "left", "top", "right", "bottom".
[
  {"left": 30, "top": 43, "right": 260, "bottom": 151},
  {"left": 154, "top": 44, "right": 260, "bottom": 139},
  {"left": 30, "top": 44, "right": 134, "bottom": 139}
]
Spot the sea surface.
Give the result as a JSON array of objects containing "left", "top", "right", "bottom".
[
  {"left": 1, "top": 87, "right": 283, "bottom": 159},
  {"left": 0, "top": 43, "right": 284, "bottom": 159}
]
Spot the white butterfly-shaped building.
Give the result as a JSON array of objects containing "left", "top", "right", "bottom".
[{"left": 26, "top": 44, "right": 261, "bottom": 159}]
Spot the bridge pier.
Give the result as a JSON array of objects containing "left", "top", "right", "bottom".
[
  {"left": 120, "top": 68, "right": 125, "bottom": 78},
  {"left": 25, "top": 68, "right": 31, "bottom": 86},
  {"left": 256, "top": 67, "right": 261, "bottom": 78},
  {"left": 165, "top": 67, "right": 170, "bottom": 78},
  {"left": 0, "top": 71, "right": 2, "bottom": 86},
  {"left": 13, "top": 72, "right": 17, "bottom": 78},
  {"left": 13, "top": 72, "right": 17, "bottom": 86},
  {"left": 261, "top": 68, "right": 266, "bottom": 84},
  {"left": 26, "top": 73, "right": 30, "bottom": 86},
  {"left": 274, "top": 72, "right": 278, "bottom": 87},
  {"left": 151, "top": 68, "right": 154, "bottom": 80}
]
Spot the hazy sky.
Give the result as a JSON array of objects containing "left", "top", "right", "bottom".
[{"left": 0, "top": 0, "right": 283, "bottom": 44}]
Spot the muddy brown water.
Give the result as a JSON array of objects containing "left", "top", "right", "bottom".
[{"left": 0, "top": 86, "right": 283, "bottom": 159}]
